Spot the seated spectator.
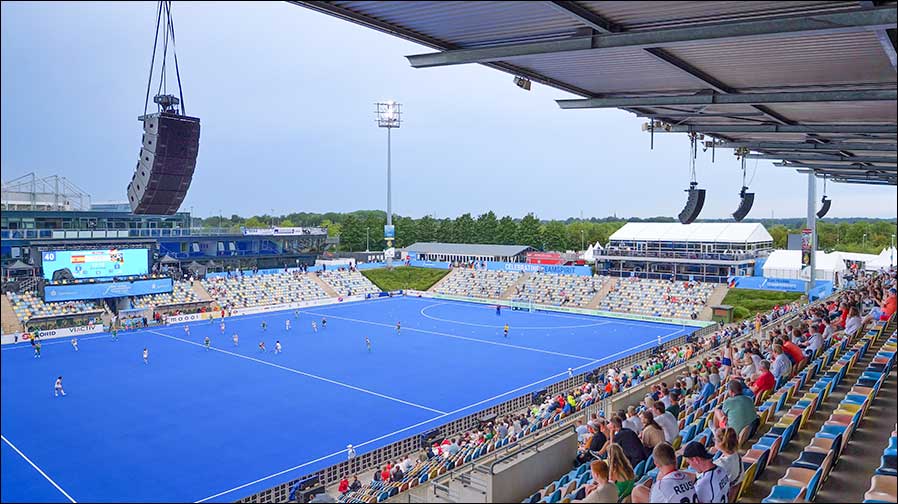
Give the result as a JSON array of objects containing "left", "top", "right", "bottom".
[
  {"left": 800, "top": 327, "right": 824, "bottom": 358},
  {"left": 713, "top": 427, "right": 743, "bottom": 487},
  {"left": 781, "top": 335, "right": 806, "bottom": 369},
  {"left": 338, "top": 476, "right": 349, "bottom": 495},
  {"left": 622, "top": 406, "right": 642, "bottom": 433},
  {"left": 575, "top": 419, "right": 607, "bottom": 465},
  {"left": 714, "top": 380, "right": 759, "bottom": 439},
  {"left": 573, "top": 460, "right": 618, "bottom": 503},
  {"left": 739, "top": 354, "right": 757, "bottom": 381},
  {"left": 683, "top": 442, "right": 730, "bottom": 503},
  {"left": 608, "top": 416, "right": 647, "bottom": 469},
  {"left": 844, "top": 306, "right": 863, "bottom": 338},
  {"left": 750, "top": 360, "right": 776, "bottom": 397},
  {"left": 770, "top": 344, "right": 792, "bottom": 383},
  {"left": 349, "top": 475, "right": 361, "bottom": 492},
  {"left": 639, "top": 411, "right": 665, "bottom": 452},
  {"left": 693, "top": 373, "right": 716, "bottom": 408},
  {"left": 606, "top": 443, "right": 637, "bottom": 501},
  {"left": 642, "top": 442, "right": 697, "bottom": 503},
  {"left": 652, "top": 402, "right": 679, "bottom": 443}
]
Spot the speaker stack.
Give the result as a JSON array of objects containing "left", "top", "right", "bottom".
[
  {"left": 817, "top": 196, "right": 832, "bottom": 219},
  {"left": 732, "top": 186, "right": 755, "bottom": 222},
  {"left": 678, "top": 183, "right": 706, "bottom": 224},
  {"left": 128, "top": 111, "right": 201, "bottom": 215}
]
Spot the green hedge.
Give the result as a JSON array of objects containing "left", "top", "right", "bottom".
[
  {"left": 361, "top": 267, "right": 450, "bottom": 292},
  {"left": 722, "top": 288, "right": 804, "bottom": 321}
]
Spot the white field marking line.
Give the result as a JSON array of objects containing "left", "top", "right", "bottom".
[
  {"left": 419, "top": 303, "right": 612, "bottom": 330},
  {"left": 1, "top": 434, "right": 77, "bottom": 503},
  {"left": 148, "top": 330, "right": 446, "bottom": 415},
  {"left": 196, "top": 329, "right": 674, "bottom": 503},
  {"left": 299, "top": 310, "right": 597, "bottom": 361}
]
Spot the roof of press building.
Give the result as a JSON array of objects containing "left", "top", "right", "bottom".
[
  {"left": 406, "top": 242, "right": 534, "bottom": 256},
  {"left": 608, "top": 222, "right": 774, "bottom": 243},
  {"left": 293, "top": 1, "right": 897, "bottom": 186}
]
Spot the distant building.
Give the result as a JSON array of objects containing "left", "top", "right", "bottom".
[
  {"left": 596, "top": 222, "right": 773, "bottom": 283},
  {"left": 405, "top": 242, "right": 533, "bottom": 263}
]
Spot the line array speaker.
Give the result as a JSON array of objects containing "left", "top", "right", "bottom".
[{"left": 128, "top": 112, "right": 200, "bottom": 215}]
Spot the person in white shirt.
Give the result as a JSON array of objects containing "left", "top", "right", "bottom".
[
  {"left": 142, "top": 347, "right": 149, "bottom": 365},
  {"left": 770, "top": 344, "right": 792, "bottom": 382},
  {"left": 54, "top": 376, "right": 66, "bottom": 397},
  {"left": 713, "top": 427, "right": 744, "bottom": 487},
  {"left": 645, "top": 443, "right": 696, "bottom": 503},
  {"left": 684, "top": 441, "right": 730, "bottom": 503},
  {"left": 71, "top": 338, "right": 79, "bottom": 352},
  {"left": 622, "top": 406, "right": 642, "bottom": 433},
  {"left": 652, "top": 402, "right": 679, "bottom": 443},
  {"left": 802, "top": 330, "right": 823, "bottom": 358},
  {"left": 740, "top": 355, "right": 757, "bottom": 381},
  {"left": 844, "top": 307, "right": 862, "bottom": 337}
]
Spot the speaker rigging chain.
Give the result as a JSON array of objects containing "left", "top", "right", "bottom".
[
  {"left": 142, "top": 1, "right": 186, "bottom": 116},
  {"left": 688, "top": 133, "right": 698, "bottom": 186}
]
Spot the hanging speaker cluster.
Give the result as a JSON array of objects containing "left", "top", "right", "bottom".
[
  {"left": 732, "top": 186, "right": 755, "bottom": 222},
  {"left": 128, "top": 107, "right": 201, "bottom": 215},
  {"left": 678, "top": 182, "right": 706, "bottom": 224},
  {"left": 817, "top": 196, "right": 832, "bottom": 219}
]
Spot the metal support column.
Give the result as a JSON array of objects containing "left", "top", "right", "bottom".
[
  {"left": 806, "top": 172, "right": 817, "bottom": 295},
  {"left": 386, "top": 126, "right": 393, "bottom": 268}
]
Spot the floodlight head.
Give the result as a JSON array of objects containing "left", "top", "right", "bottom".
[
  {"left": 375, "top": 101, "right": 401, "bottom": 128},
  {"left": 513, "top": 76, "right": 531, "bottom": 91}
]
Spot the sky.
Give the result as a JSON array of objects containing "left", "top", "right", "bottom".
[{"left": 2, "top": 1, "right": 896, "bottom": 221}]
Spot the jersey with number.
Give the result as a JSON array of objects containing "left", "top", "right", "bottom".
[
  {"left": 649, "top": 470, "right": 697, "bottom": 503},
  {"left": 695, "top": 466, "right": 730, "bottom": 503}
]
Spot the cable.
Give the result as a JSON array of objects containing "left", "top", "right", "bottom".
[
  {"left": 143, "top": 1, "right": 163, "bottom": 117},
  {"left": 746, "top": 157, "right": 759, "bottom": 188},
  {"left": 165, "top": 1, "right": 186, "bottom": 115}
]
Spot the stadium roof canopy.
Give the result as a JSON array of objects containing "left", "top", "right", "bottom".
[
  {"left": 292, "top": 1, "right": 897, "bottom": 186},
  {"left": 609, "top": 222, "right": 774, "bottom": 243},
  {"left": 406, "top": 242, "right": 533, "bottom": 256}
]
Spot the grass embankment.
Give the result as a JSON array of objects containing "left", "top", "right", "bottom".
[
  {"left": 361, "top": 267, "right": 450, "bottom": 292},
  {"left": 722, "top": 288, "right": 805, "bottom": 321}
]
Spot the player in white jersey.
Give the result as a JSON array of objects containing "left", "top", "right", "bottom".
[
  {"left": 275, "top": 340, "right": 282, "bottom": 354},
  {"left": 648, "top": 443, "right": 698, "bottom": 503},
  {"left": 184, "top": 325, "right": 190, "bottom": 337},
  {"left": 684, "top": 441, "right": 730, "bottom": 503},
  {"left": 233, "top": 333, "right": 239, "bottom": 347},
  {"left": 54, "top": 376, "right": 66, "bottom": 397},
  {"left": 658, "top": 334, "right": 663, "bottom": 348},
  {"left": 71, "top": 337, "right": 79, "bottom": 352},
  {"left": 286, "top": 319, "right": 291, "bottom": 331},
  {"left": 143, "top": 347, "right": 149, "bottom": 364},
  {"left": 568, "top": 367, "right": 573, "bottom": 378},
  {"left": 311, "top": 321, "right": 317, "bottom": 333},
  {"left": 220, "top": 321, "right": 226, "bottom": 334}
]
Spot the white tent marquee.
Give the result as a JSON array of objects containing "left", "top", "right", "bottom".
[
  {"left": 762, "top": 250, "right": 847, "bottom": 281},
  {"left": 581, "top": 242, "right": 603, "bottom": 262},
  {"left": 866, "top": 247, "right": 897, "bottom": 271}
]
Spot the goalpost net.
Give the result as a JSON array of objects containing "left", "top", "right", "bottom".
[{"left": 510, "top": 299, "right": 533, "bottom": 312}]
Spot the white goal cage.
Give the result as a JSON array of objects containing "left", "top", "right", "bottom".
[{"left": 510, "top": 298, "right": 533, "bottom": 312}]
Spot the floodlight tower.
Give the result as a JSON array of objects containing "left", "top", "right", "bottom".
[{"left": 375, "top": 101, "right": 401, "bottom": 268}]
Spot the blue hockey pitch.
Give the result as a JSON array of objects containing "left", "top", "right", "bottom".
[{"left": 1, "top": 295, "right": 692, "bottom": 502}]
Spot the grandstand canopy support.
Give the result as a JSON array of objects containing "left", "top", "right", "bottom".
[{"left": 292, "top": 1, "right": 898, "bottom": 186}]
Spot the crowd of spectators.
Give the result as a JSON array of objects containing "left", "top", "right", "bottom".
[{"left": 600, "top": 278, "right": 715, "bottom": 319}]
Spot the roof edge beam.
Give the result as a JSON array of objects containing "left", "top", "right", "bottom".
[
  {"left": 557, "top": 89, "right": 896, "bottom": 109},
  {"left": 544, "top": 1, "right": 618, "bottom": 33},
  {"left": 706, "top": 141, "right": 898, "bottom": 151},
  {"left": 655, "top": 124, "right": 897, "bottom": 133},
  {"left": 751, "top": 153, "right": 897, "bottom": 163},
  {"left": 775, "top": 162, "right": 897, "bottom": 171},
  {"left": 407, "top": 7, "right": 897, "bottom": 68}
]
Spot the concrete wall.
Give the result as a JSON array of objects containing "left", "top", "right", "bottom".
[{"left": 489, "top": 432, "right": 578, "bottom": 504}]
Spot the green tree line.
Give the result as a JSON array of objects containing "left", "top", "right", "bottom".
[{"left": 196, "top": 211, "right": 895, "bottom": 254}]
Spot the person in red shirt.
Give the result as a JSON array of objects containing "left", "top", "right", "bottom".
[
  {"left": 781, "top": 338, "right": 805, "bottom": 370},
  {"left": 338, "top": 476, "right": 349, "bottom": 495},
  {"left": 750, "top": 360, "right": 776, "bottom": 397},
  {"left": 380, "top": 466, "right": 391, "bottom": 482}
]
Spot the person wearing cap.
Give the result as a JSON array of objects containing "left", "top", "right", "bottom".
[{"left": 684, "top": 441, "right": 730, "bottom": 503}]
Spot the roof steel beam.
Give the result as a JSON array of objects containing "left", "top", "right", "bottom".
[
  {"left": 706, "top": 141, "right": 898, "bottom": 151},
  {"left": 746, "top": 153, "right": 897, "bottom": 163},
  {"left": 544, "top": 1, "right": 618, "bottom": 33},
  {"left": 557, "top": 89, "right": 896, "bottom": 108},
  {"left": 656, "top": 124, "right": 897, "bottom": 134},
  {"left": 775, "top": 162, "right": 897, "bottom": 171},
  {"left": 860, "top": 0, "right": 898, "bottom": 70},
  {"left": 407, "top": 7, "right": 897, "bottom": 68}
]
